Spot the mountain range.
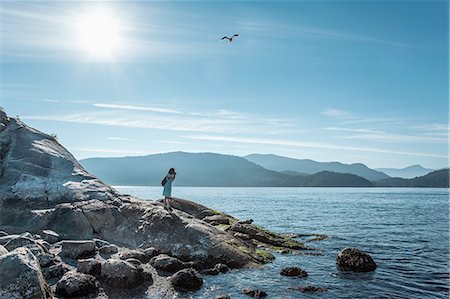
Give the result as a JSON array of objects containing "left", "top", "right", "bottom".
[
  {"left": 80, "top": 152, "right": 448, "bottom": 188},
  {"left": 244, "top": 154, "right": 389, "bottom": 181},
  {"left": 375, "top": 165, "right": 435, "bottom": 179}
]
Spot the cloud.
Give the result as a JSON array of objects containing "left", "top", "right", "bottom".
[
  {"left": 322, "top": 108, "right": 352, "bottom": 118},
  {"left": 93, "top": 103, "right": 183, "bottom": 114},
  {"left": 324, "top": 127, "right": 448, "bottom": 143},
  {"left": 21, "top": 106, "right": 294, "bottom": 135},
  {"left": 185, "top": 134, "right": 448, "bottom": 159},
  {"left": 72, "top": 147, "right": 149, "bottom": 155}
]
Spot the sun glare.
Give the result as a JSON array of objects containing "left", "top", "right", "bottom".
[{"left": 77, "top": 9, "right": 121, "bottom": 59}]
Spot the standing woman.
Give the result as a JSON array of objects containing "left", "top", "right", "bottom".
[{"left": 163, "top": 168, "right": 176, "bottom": 210}]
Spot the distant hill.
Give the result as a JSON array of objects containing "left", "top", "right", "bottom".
[
  {"left": 375, "top": 169, "right": 449, "bottom": 188},
  {"left": 300, "top": 171, "right": 374, "bottom": 187},
  {"left": 80, "top": 152, "right": 375, "bottom": 187},
  {"left": 81, "top": 152, "right": 300, "bottom": 187},
  {"left": 244, "top": 154, "right": 390, "bottom": 181},
  {"left": 375, "top": 165, "right": 434, "bottom": 179}
]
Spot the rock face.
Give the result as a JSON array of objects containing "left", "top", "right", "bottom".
[
  {"left": 336, "top": 247, "right": 377, "bottom": 272},
  {"left": 0, "top": 247, "right": 52, "bottom": 299},
  {"left": 0, "top": 113, "right": 265, "bottom": 269},
  {"left": 170, "top": 268, "right": 203, "bottom": 291}
]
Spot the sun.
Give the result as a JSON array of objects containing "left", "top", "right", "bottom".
[{"left": 76, "top": 9, "right": 122, "bottom": 59}]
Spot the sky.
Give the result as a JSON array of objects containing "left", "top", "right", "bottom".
[{"left": 0, "top": 0, "right": 448, "bottom": 169}]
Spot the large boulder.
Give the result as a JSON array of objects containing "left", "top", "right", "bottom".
[
  {"left": 101, "top": 258, "right": 149, "bottom": 288},
  {"left": 336, "top": 247, "right": 377, "bottom": 272},
  {"left": 55, "top": 270, "right": 99, "bottom": 298},
  {"left": 170, "top": 268, "right": 203, "bottom": 291},
  {"left": 0, "top": 247, "right": 52, "bottom": 299},
  {"left": 150, "top": 254, "right": 185, "bottom": 273}
]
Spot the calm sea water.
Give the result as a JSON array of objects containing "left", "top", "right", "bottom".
[{"left": 115, "top": 186, "right": 450, "bottom": 299}]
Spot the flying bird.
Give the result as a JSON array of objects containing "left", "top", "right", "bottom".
[{"left": 221, "top": 34, "right": 239, "bottom": 42}]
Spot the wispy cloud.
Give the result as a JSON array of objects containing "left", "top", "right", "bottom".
[
  {"left": 22, "top": 105, "right": 295, "bottom": 135},
  {"left": 93, "top": 103, "right": 183, "bottom": 114},
  {"left": 238, "top": 19, "right": 414, "bottom": 48},
  {"left": 72, "top": 147, "right": 149, "bottom": 155},
  {"left": 186, "top": 134, "right": 448, "bottom": 159},
  {"left": 321, "top": 108, "right": 352, "bottom": 118},
  {"left": 324, "top": 127, "right": 448, "bottom": 143}
]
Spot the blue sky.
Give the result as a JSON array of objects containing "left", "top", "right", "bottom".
[{"left": 1, "top": 1, "right": 448, "bottom": 169}]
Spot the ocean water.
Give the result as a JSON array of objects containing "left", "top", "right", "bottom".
[{"left": 115, "top": 186, "right": 450, "bottom": 299}]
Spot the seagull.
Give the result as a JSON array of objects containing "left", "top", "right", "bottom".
[{"left": 221, "top": 34, "right": 239, "bottom": 42}]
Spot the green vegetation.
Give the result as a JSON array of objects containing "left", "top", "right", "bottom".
[{"left": 255, "top": 249, "right": 275, "bottom": 262}]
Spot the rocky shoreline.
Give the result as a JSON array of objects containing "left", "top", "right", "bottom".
[{"left": 0, "top": 110, "right": 377, "bottom": 298}]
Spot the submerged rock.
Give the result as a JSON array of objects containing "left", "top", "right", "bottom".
[
  {"left": 242, "top": 288, "right": 267, "bottom": 298},
  {"left": 336, "top": 247, "right": 377, "bottom": 272},
  {"left": 280, "top": 267, "right": 308, "bottom": 278},
  {"left": 0, "top": 247, "right": 52, "bottom": 299},
  {"left": 171, "top": 268, "right": 203, "bottom": 291},
  {"left": 288, "top": 285, "right": 328, "bottom": 292},
  {"left": 55, "top": 271, "right": 99, "bottom": 298}
]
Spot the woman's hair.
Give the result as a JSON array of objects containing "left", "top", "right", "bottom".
[{"left": 169, "top": 168, "right": 176, "bottom": 174}]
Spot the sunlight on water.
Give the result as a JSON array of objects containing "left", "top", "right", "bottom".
[{"left": 115, "top": 187, "right": 450, "bottom": 299}]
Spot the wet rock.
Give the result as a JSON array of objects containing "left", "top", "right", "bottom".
[
  {"left": 336, "top": 247, "right": 377, "bottom": 272},
  {"left": 289, "top": 285, "right": 328, "bottom": 292},
  {"left": 229, "top": 222, "right": 305, "bottom": 250},
  {"left": 60, "top": 240, "right": 96, "bottom": 259},
  {"left": 238, "top": 219, "right": 254, "bottom": 225},
  {"left": 150, "top": 254, "right": 185, "bottom": 273},
  {"left": 215, "top": 263, "right": 229, "bottom": 273},
  {"left": 171, "top": 268, "right": 203, "bottom": 292},
  {"left": 119, "top": 249, "right": 148, "bottom": 263},
  {"left": 203, "top": 214, "right": 230, "bottom": 225},
  {"left": 203, "top": 263, "right": 230, "bottom": 275},
  {"left": 280, "top": 267, "right": 308, "bottom": 278},
  {"left": 41, "top": 229, "right": 61, "bottom": 244},
  {"left": 77, "top": 258, "right": 101, "bottom": 277},
  {"left": 214, "top": 295, "right": 231, "bottom": 299},
  {"left": 242, "top": 288, "right": 267, "bottom": 298},
  {"left": 0, "top": 244, "right": 8, "bottom": 256},
  {"left": 98, "top": 244, "right": 118, "bottom": 254},
  {"left": 101, "top": 258, "right": 145, "bottom": 288},
  {"left": 56, "top": 270, "right": 99, "bottom": 298},
  {"left": 0, "top": 247, "right": 52, "bottom": 299}
]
